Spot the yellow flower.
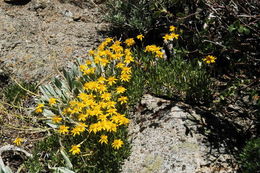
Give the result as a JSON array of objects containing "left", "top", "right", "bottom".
[
  {"left": 124, "top": 55, "right": 134, "bottom": 64},
  {"left": 107, "top": 108, "right": 117, "bottom": 115},
  {"left": 111, "top": 53, "right": 124, "bottom": 60},
  {"left": 99, "top": 135, "right": 108, "bottom": 144},
  {"left": 169, "top": 25, "right": 176, "bottom": 32},
  {"left": 116, "top": 86, "right": 126, "bottom": 94},
  {"left": 106, "top": 101, "right": 116, "bottom": 108},
  {"left": 89, "top": 122, "right": 102, "bottom": 133},
  {"left": 49, "top": 98, "right": 57, "bottom": 106},
  {"left": 163, "top": 33, "right": 179, "bottom": 41},
  {"left": 97, "top": 84, "right": 108, "bottom": 94},
  {"left": 99, "top": 120, "right": 117, "bottom": 132},
  {"left": 88, "top": 50, "right": 95, "bottom": 56},
  {"left": 80, "top": 66, "right": 95, "bottom": 75},
  {"left": 145, "top": 45, "right": 162, "bottom": 53},
  {"left": 58, "top": 125, "right": 69, "bottom": 134},
  {"left": 37, "top": 103, "right": 44, "bottom": 108},
  {"left": 97, "top": 76, "right": 106, "bottom": 83},
  {"left": 203, "top": 55, "right": 217, "bottom": 64},
  {"left": 121, "top": 66, "right": 132, "bottom": 74},
  {"left": 105, "top": 37, "right": 113, "bottom": 43},
  {"left": 101, "top": 92, "right": 112, "bottom": 101},
  {"left": 52, "top": 115, "right": 62, "bottom": 123},
  {"left": 124, "top": 48, "right": 132, "bottom": 56},
  {"left": 116, "top": 62, "right": 125, "bottom": 69},
  {"left": 84, "top": 81, "right": 99, "bottom": 91},
  {"left": 99, "top": 101, "right": 108, "bottom": 109},
  {"left": 112, "top": 139, "right": 123, "bottom": 149},
  {"left": 118, "top": 96, "right": 128, "bottom": 104},
  {"left": 111, "top": 114, "right": 130, "bottom": 125},
  {"left": 98, "top": 114, "right": 108, "bottom": 121},
  {"left": 71, "top": 127, "right": 81, "bottom": 136},
  {"left": 120, "top": 74, "right": 131, "bottom": 82},
  {"left": 114, "top": 40, "right": 121, "bottom": 45},
  {"left": 98, "top": 42, "right": 107, "bottom": 51},
  {"left": 100, "top": 58, "right": 109, "bottom": 66},
  {"left": 155, "top": 50, "right": 164, "bottom": 58},
  {"left": 85, "top": 60, "right": 92, "bottom": 65},
  {"left": 163, "top": 34, "right": 172, "bottom": 41},
  {"left": 35, "top": 103, "right": 44, "bottom": 113},
  {"left": 35, "top": 107, "right": 43, "bottom": 113},
  {"left": 136, "top": 34, "right": 144, "bottom": 41},
  {"left": 69, "top": 145, "right": 81, "bottom": 155},
  {"left": 98, "top": 50, "right": 107, "bottom": 56},
  {"left": 71, "top": 123, "right": 87, "bottom": 136},
  {"left": 124, "top": 38, "right": 135, "bottom": 47},
  {"left": 78, "top": 114, "right": 88, "bottom": 121},
  {"left": 110, "top": 43, "right": 123, "bottom": 53},
  {"left": 13, "top": 138, "right": 24, "bottom": 146},
  {"left": 169, "top": 33, "right": 179, "bottom": 39},
  {"left": 107, "top": 76, "right": 117, "bottom": 86}
]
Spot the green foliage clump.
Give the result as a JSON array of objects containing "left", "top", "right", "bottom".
[
  {"left": 129, "top": 51, "right": 211, "bottom": 104},
  {"left": 105, "top": 0, "right": 199, "bottom": 34},
  {"left": 105, "top": 0, "right": 259, "bottom": 74},
  {"left": 3, "top": 82, "right": 37, "bottom": 104},
  {"left": 239, "top": 138, "right": 260, "bottom": 173}
]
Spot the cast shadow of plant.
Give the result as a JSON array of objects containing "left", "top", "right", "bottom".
[
  {"left": 5, "top": 0, "right": 31, "bottom": 5},
  {"left": 180, "top": 104, "right": 255, "bottom": 157}
]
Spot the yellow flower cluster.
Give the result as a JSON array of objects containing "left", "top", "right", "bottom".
[
  {"left": 145, "top": 45, "right": 164, "bottom": 58},
  {"left": 163, "top": 25, "right": 179, "bottom": 41},
  {"left": 143, "top": 25, "right": 179, "bottom": 59},
  {"left": 36, "top": 31, "right": 186, "bottom": 155},
  {"left": 35, "top": 36, "right": 143, "bottom": 154}
]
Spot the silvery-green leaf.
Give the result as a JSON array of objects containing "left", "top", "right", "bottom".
[
  {"left": 0, "top": 166, "right": 13, "bottom": 173},
  {"left": 43, "top": 109, "right": 54, "bottom": 117},
  {"left": 60, "top": 149, "right": 73, "bottom": 169},
  {"left": 46, "top": 121, "right": 58, "bottom": 129},
  {"left": 51, "top": 167, "right": 75, "bottom": 173}
]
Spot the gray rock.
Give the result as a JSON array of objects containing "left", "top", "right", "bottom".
[{"left": 122, "top": 94, "right": 238, "bottom": 173}]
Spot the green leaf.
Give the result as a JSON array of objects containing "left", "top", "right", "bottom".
[
  {"left": 238, "top": 26, "right": 245, "bottom": 33},
  {"left": 243, "top": 27, "right": 250, "bottom": 35},
  {"left": 228, "top": 25, "right": 236, "bottom": 32},
  {"left": 60, "top": 149, "right": 73, "bottom": 169},
  {"left": 54, "top": 78, "right": 62, "bottom": 89}
]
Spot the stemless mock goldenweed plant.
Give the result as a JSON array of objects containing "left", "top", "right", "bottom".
[
  {"left": 29, "top": 26, "right": 214, "bottom": 171},
  {"left": 32, "top": 33, "right": 163, "bottom": 171},
  {"left": 36, "top": 38, "right": 136, "bottom": 153}
]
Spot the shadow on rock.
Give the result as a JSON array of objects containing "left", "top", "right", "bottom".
[
  {"left": 182, "top": 105, "right": 254, "bottom": 156},
  {"left": 4, "top": 0, "right": 31, "bottom": 5}
]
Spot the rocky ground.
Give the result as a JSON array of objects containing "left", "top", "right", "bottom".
[
  {"left": 122, "top": 94, "right": 238, "bottom": 173},
  {"left": 0, "top": 0, "right": 106, "bottom": 82},
  {"left": 0, "top": 1, "right": 241, "bottom": 173}
]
